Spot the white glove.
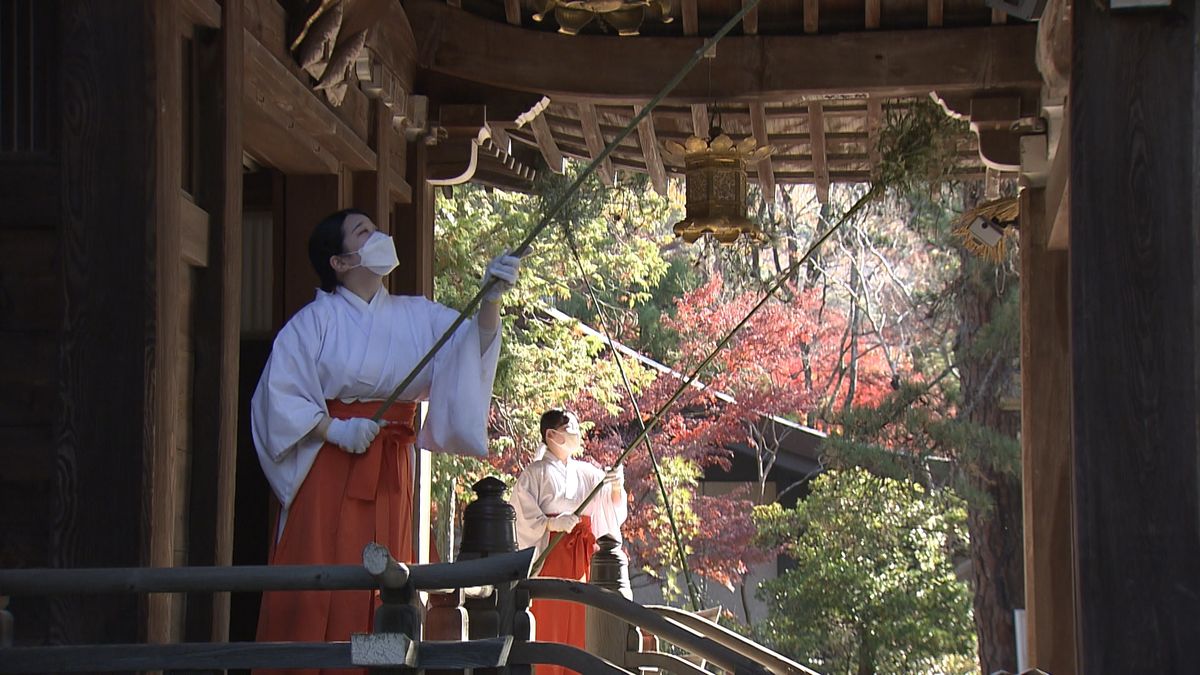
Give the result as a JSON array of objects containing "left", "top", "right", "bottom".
[
  {"left": 325, "top": 417, "right": 383, "bottom": 454},
  {"left": 547, "top": 513, "right": 581, "bottom": 533},
  {"left": 482, "top": 252, "right": 521, "bottom": 302},
  {"left": 603, "top": 465, "right": 625, "bottom": 487}
]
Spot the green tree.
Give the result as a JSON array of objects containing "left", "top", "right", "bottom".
[{"left": 754, "top": 468, "right": 975, "bottom": 675}]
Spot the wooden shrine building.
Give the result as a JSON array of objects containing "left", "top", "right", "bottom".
[{"left": 0, "top": 0, "right": 1196, "bottom": 673}]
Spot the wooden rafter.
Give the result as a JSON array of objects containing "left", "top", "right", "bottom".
[
  {"left": 807, "top": 101, "right": 829, "bottom": 203},
  {"left": 408, "top": 0, "right": 1040, "bottom": 104},
  {"left": 803, "top": 0, "right": 818, "bottom": 34},
  {"left": 742, "top": 0, "right": 759, "bottom": 35},
  {"left": 504, "top": 0, "right": 522, "bottom": 25},
  {"left": 865, "top": 0, "right": 880, "bottom": 29},
  {"left": 635, "top": 106, "right": 668, "bottom": 195},
  {"left": 489, "top": 125, "right": 512, "bottom": 153},
  {"left": 529, "top": 112, "right": 566, "bottom": 173},
  {"left": 927, "top": 0, "right": 944, "bottom": 27},
  {"left": 750, "top": 102, "right": 775, "bottom": 198},
  {"left": 578, "top": 102, "right": 616, "bottom": 186}
]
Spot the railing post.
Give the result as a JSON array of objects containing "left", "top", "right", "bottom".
[
  {"left": 586, "top": 535, "right": 641, "bottom": 670},
  {"left": 1, "top": 595, "right": 12, "bottom": 648},
  {"left": 362, "top": 543, "right": 418, "bottom": 674},
  {"left": 458, "top": 476, "right": 524, "bottom": 674}
]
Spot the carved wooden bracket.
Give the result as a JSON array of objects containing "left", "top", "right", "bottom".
[
  {"left": 428, "top": 105, "right": 536, "bottom": 191},
  {"left": 933, "top": 92, "right": 1043, "bottom": 172}
]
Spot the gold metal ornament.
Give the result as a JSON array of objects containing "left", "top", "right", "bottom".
[
  {"left": 663, "top": 130, "right": 775, "bottom": 244},
  {"left": 533, "top": 0, "right": 673, "bottom": 36}
]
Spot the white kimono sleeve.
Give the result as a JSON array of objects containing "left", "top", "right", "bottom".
[
  {"left": 579, "top": 463, "right": 629, "bottom": 543},
  {"left": 416, "top": 301, "right": 501, "bottom": 457},
  {"left": 250, "top": 309, "right": 328, "bottom": 510},
  {"left": 511, "top": 467, "right": 550, "bottom": 554}
]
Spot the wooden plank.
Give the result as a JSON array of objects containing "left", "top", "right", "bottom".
[
  {"left": 393, "top": 142, "right": 435, "bottom": 298},
  {"left": 635, "top": 106, "right": 668, "bottom": 195},
  {"left": 681, "top": 0, "right": 698, "bottom": 35},
  {"left": 1070, "top": 1, "right": 1200, "bottom": 672},
  {"left": 865, "top": 0, "right": 880, "bottom": 29},
  {"left": 749, "top": 102, "right": 775, "bottom": 198},
  {"left": 927, "top": 0, "right": 943, "bottom": 27},
  {"left": 180, "top": 195, "right": 211, "bottom": 267},
  {"left": 0, "top": 164, "right": 59, "bottom": 229},
  {"left": 54, "top": 0, "right": 154, "bottom": 644},
  {"left": 806, "top": 101, "right": 829, "bottom": 203},
  {"left": 742, "top": 0, "right": 758, "bottom": 35},
  {"left": 146, "top": 0, "right": 185, "bottom": 646},
  {"left": 803, "top": 0, "right": 818, "bottom": 34},
  {"left": 529, "top": 112, "right": 566, "bottom": 174},
  {"left": 577, "top": 102, "right": 615, "bottom": 186},
  {"left": 1019, "top": 187, "right": 1077, "bottom": 675},
  {"left": 242, "top": 28, "right": 375, "bottom": 171},
  {"left": 504, "top": 0, "right": 521, "bottom": 25},
  {"left": 180, "top": 0, "right": 220, "bottom": 28},
  {"left": 0, "top": 229, "right": 60, "bottom": 331},
  {"left": 284, "top": 175, "right": 341, "bottom": 321},
  {"left": 408, "top": 0, "right": 1040, "bottom": 104}
]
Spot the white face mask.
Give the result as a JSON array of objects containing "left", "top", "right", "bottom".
[{"left": 346, "top": 231, "right": 399, "bottom": 276}]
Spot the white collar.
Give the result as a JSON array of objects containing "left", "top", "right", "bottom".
[{"left": 334, "top": 285, "right": 387, "bottom": 312}]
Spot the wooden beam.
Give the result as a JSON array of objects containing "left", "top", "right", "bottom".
[
  {"left": 742, "top": 0, "right": 758, "bottom": 35},
  {"left": 681, "top": 0, "right": 698, "bottom": 35},
  {"left": 803, "top": 0, "right": 818, "bottom": 34},
  {"left": 635, "top": 106, "right": 667, "bottom": 195},
  {"left": 180, "top": 0, "right": 221, "bottom": 28},
  {"left": 1045, "top": 116, "right": 1069, "bottom": 250},
  {"left": 578, "top": 102, "right": 616, "bottom": 186},
  {"left": 529, "top": 112, "right": 566, "bottom": 174},
  {"left": 749, "top": 102, "right": 775, "bottom": 198},
  {"left": 148, "top": 0, "right": 184, "bottom": 645},
  {"left": 992, "top": 8, "right": 1007, "bottom": 24},
  {"left": 865, "top": 0, "right": 880, "bottom": 29},
  {"left": 1070, "top": 1, "right": 1200, "bottom": 672},
  {"left": 927, "top": 0, "right": 943, "bottom": 27},
  {"left": 866, "top": 97, "right": 882, "bottom": 177},
  {"left": 504, "top": 0, "right": 521, "bottom": 25},
  {"left": 242, "top": 28, "right": 375, "bottom": 171},
  {"left": 1019, "top": 187, "right": 1077, "bottom": 675},
  {"left": 180, "top": 196, "right": 211, "bottom": 267},
  {"left": 409, "top": 0, "right": 1041, "bottom": 104},
  {"left": 807, "top": 101, "right": 829, "bottom": 203},
  {"left": 210, "top": 0, "right": 243, "bottom": 641}
]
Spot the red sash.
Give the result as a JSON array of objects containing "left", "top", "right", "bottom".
[
  {"left": 255, "top": 400, "right": 416, "bottom": 675},
  {"left": 531, "top": 515, "right": 595, "bottom": 675}
]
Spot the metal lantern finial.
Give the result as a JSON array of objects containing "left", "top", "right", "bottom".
[{"left": 663, "top": 127, "right": 775, "bottom": 245}]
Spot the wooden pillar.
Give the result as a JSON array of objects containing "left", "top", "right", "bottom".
[
  {"left": 394, "top": 141, "right": 435, "bottom": 299},
  {"left": 53, "top": 0, "right": 159, "bottom": 646},
  {"left": 394, "top": 140, "right": 436, "bottom": 563},
  {"left": 1070, "top": 2, "right": 1200, "bottom": 672},
  {"left": 1019, "top": 187, "right": 1076, "bottom": 675},
  {"left": 186, "top": 0, "right": 243, "bottom": 644}
]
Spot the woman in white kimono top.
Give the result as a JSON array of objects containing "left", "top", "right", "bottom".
[
  {"left": 250, "top": 208, "right": 519, "bottom": 673},
  {"left": 510, "top": 410, "right": 627, "bottom": 675}
]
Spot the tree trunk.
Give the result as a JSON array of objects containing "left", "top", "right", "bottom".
[{"left": 955, "top": 250, "right": 1024, "bottom": 675}]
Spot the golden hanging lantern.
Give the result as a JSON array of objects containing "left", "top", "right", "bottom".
[
  {"left": 663, "top": 129, "right": 775, "bottom": 244},
  {"left": 533, "top": 0, "right": 672, "bottom": 36}
]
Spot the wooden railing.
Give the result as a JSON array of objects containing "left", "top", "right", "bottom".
[{"left": 0, "top": 477, "right": 806, "bottom": 674}]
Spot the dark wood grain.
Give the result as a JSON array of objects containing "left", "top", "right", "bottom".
[
  {"left": 1070, "top": 1, "right": 1200, "bottom": 672},
  {"left": 53, "top": 0, "right": 155, "bottom": 646}
]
